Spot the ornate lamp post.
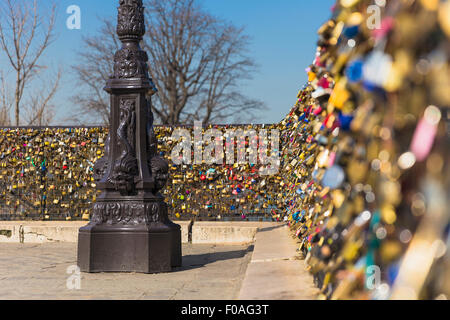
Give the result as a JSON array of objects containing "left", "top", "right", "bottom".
[{"left": 77, "top": 0, "right": 181, "bottom": 273}]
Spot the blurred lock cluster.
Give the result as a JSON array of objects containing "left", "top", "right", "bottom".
[{"left": 280, "top": 0, "right": 449, "bottom": 300}]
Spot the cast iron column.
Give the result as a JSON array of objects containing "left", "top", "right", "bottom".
[{"left": 77, "top": 0, "right": 181, "bottom": 273}]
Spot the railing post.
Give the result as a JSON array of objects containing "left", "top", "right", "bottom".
[{"left": 77, "top": 0, "right": 182, "bottom": 273}]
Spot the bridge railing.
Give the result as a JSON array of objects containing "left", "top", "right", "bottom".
[{"left": 0, "top": 125, "right": 284, "bottom": 221}]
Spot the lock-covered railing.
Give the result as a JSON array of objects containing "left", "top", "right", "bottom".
[{"left": 0, "top": 124, "right": 284, "bottom": 221}]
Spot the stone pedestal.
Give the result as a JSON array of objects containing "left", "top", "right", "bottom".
[
  {"left": 78, "top": 196, "right": 182, "bottom": 273},
  {"left": 78, "top": 226, "right": 181, "bottom": 273}
]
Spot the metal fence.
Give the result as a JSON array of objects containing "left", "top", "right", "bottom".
[{"left": 0, "top": 125, "right": 284, "bottom": 221}]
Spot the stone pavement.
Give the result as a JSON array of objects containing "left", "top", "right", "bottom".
[
  {"left": 238, "top": 224, "right": 319, "bottom": 300},
  {"left": 0, "top": 222, "right": 319, "bottom": 300},
  {"left": 0, "top": 243, "right": 252, "bottom": 300}
]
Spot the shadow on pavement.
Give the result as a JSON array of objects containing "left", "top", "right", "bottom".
[
  {"left": 257, "top": 224, "right": 286, "bottom": 233},
  {"left": 172, "top": 245, "right": 254, "bottom": 272}
]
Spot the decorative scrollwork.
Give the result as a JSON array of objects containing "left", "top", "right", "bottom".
[
  {"left": 113, "top": 47, "right": 149, "bottom": 79},
  {"left": 145, "top": 95, "right": 158, "bottom": 170},
  {"left": 117, "top": 0, "right": 145, "bottom": 40},
  {"left": 89, "top": 200, "right": 168, "bottom": 226},
  {"left": 108, "top": 99, "right": 138, "bottom": 193},
  {"left": 150, "top": 156, "right": 169, "bottom": 195},
  {"left": 93, "top": 134, "right": 110, "bottom": 182},
  {"left": 113, "top": 0, "right": 149, "bottom": 79}
]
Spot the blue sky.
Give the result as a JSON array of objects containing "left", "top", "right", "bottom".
[{"left": 1, "top": 0, "right": 336, "bottom": 125}]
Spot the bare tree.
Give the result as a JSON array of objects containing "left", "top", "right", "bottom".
[
  {"left": 0, "top": 0, "right": 58, "bottom": 126},
  {"left": 23, "top": 69, "right": 61, "bottom": 126},
  {"left": 0, "top": 72, "right": 12, "bottom": 126},
  {"left": 72, "top": 0, "right": 264, "bottom": 126},
  {"left": 69, "top": 19, "right": 120, "bottom": 126}
]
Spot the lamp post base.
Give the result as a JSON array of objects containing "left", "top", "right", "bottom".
[
  {"left": 78, "top": 220, "right": 182, "bottom": 273},
  {"left": 77, "top": 195, "right": 182, "bottom": 273}
]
